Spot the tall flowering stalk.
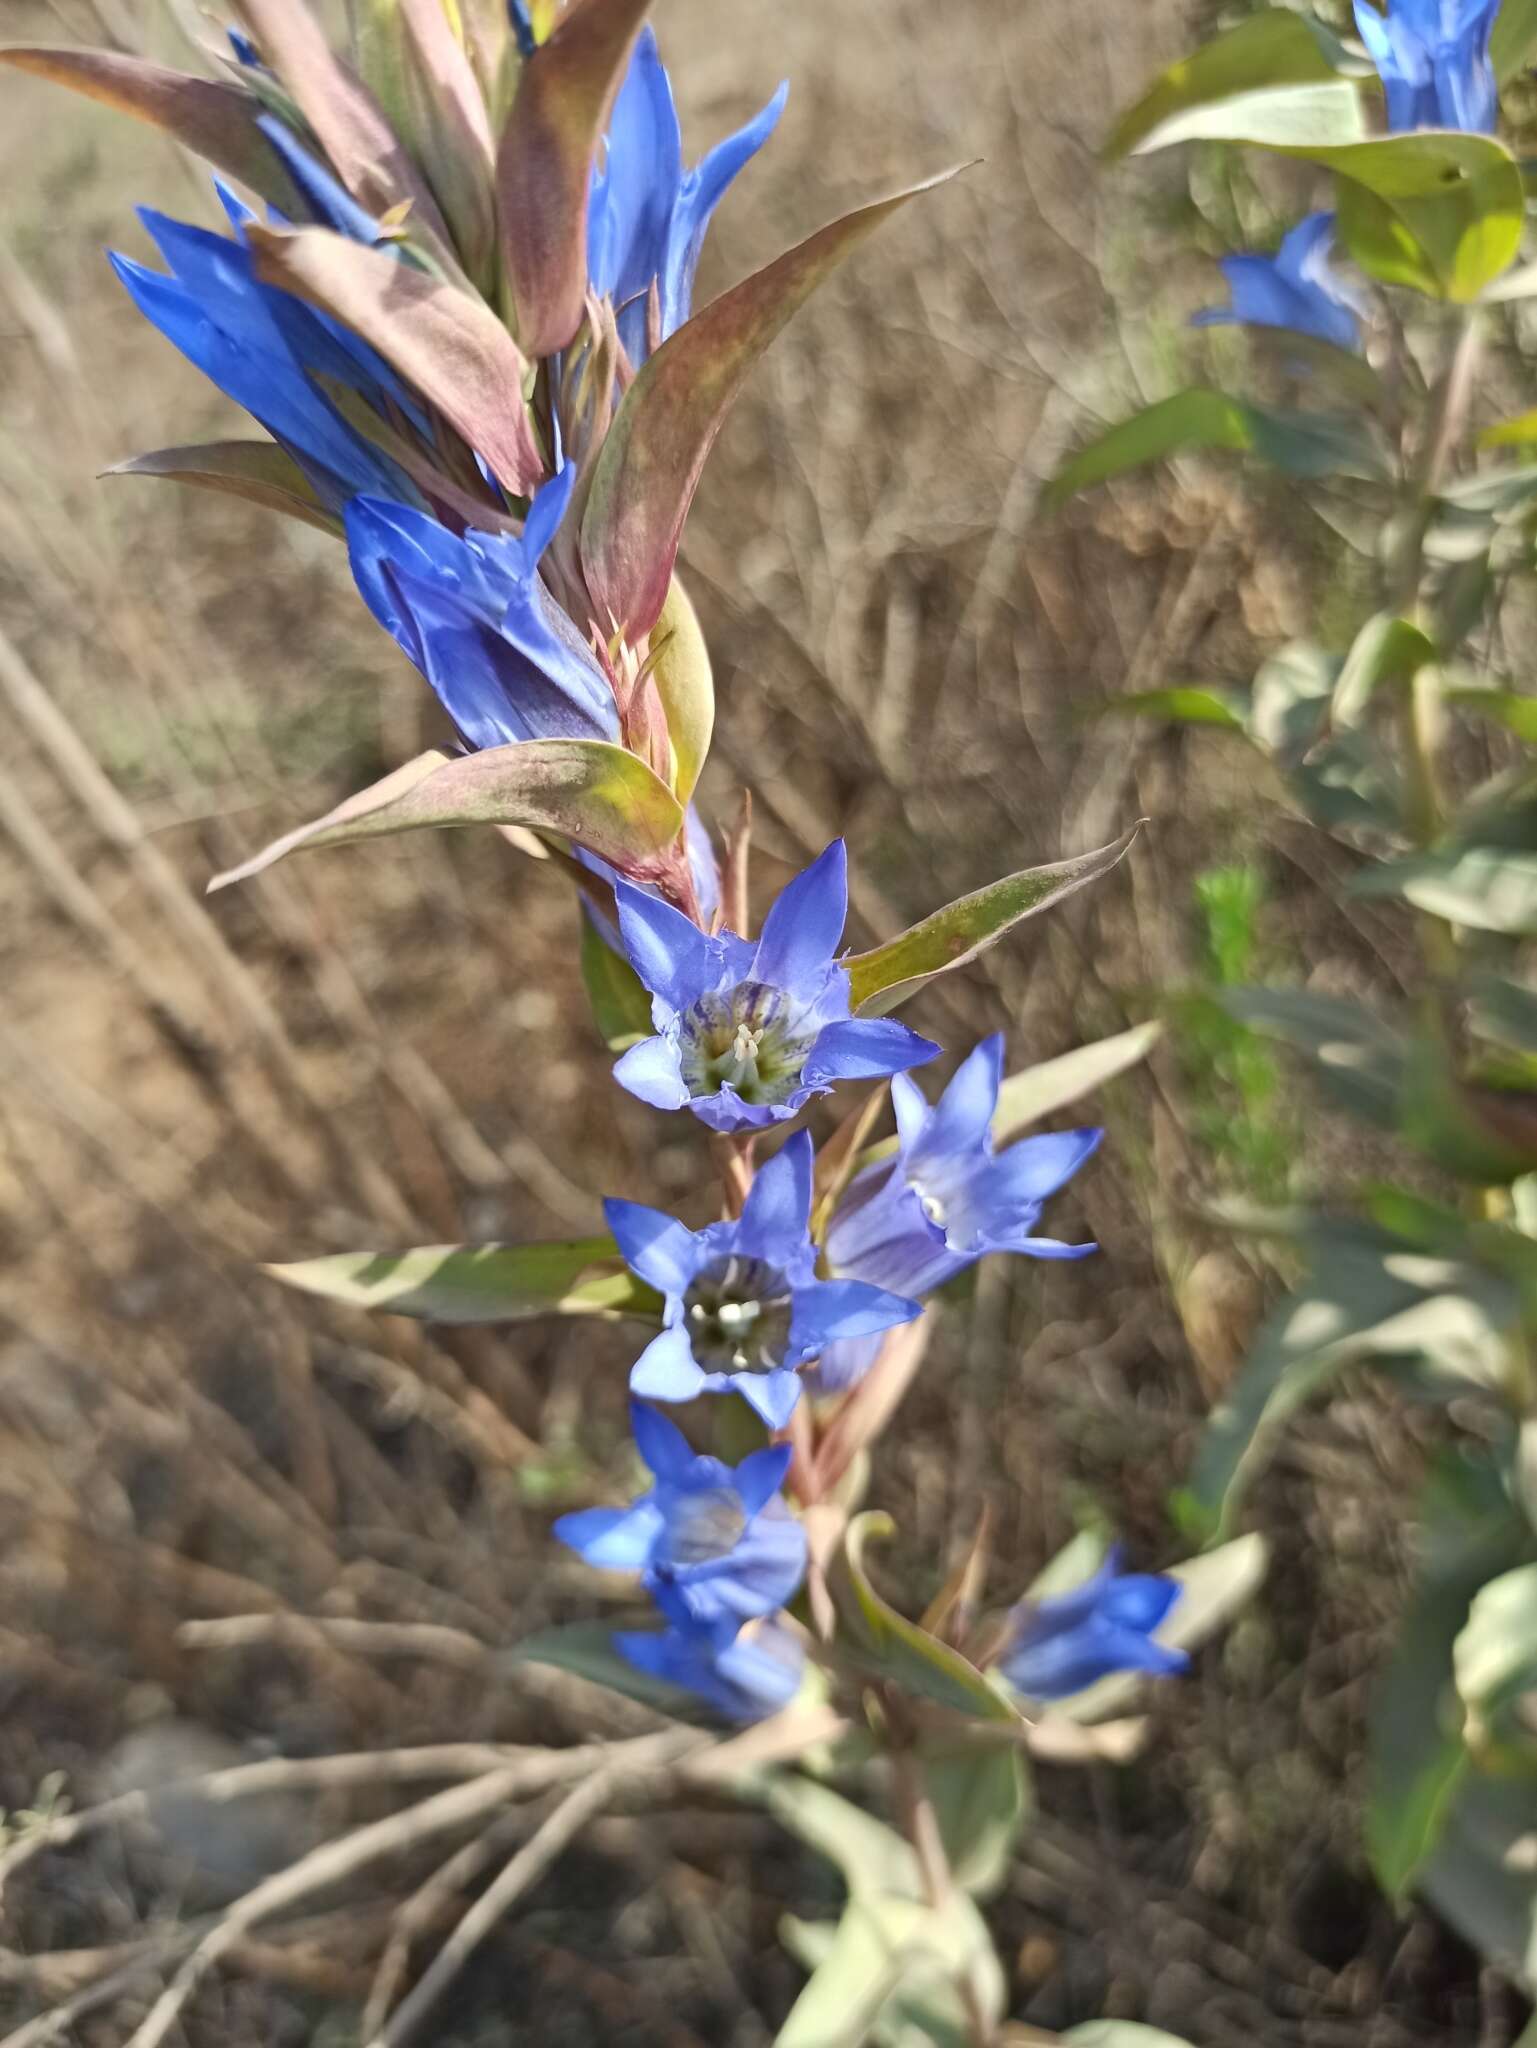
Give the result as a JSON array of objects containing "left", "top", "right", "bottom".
[
  {"left": 1066, "top": 0, "right": 1537, "bottom": 2000},
  {"left": 5, "top": 4, "right": 1232, "bottom": 2040}
]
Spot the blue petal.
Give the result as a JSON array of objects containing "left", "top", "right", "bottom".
[
  {"left": 736, "top": 1129, "right": 813, "bottom": 1261},
  {"left": 605, "top": 1197, "right": 701, "bottom": 1294},
  {"left": 651, "top": 1504, "right": 807, "bottom": 1634},
  {"left": 790, "top": 1277, "right": 919, "bottom": 1362},
  {"left": 909, "top": 1035, "right": 1003, "bottom": 1174},
  {"left": 630, "top": 1399, "right": 699, "bottom": 1482},
  {"left": 552, "top": 1500, "right": 664, "bottom": 1569},
  {"left": 801, "top": 1331, "right": 885, "bottom": 1395},
  {"left": 733, "top": 1443, "right": 793, "bottom": 1517},
  {"left": 1101, "top": 1573, "right": 1183, "bottom": 1633},
  {"left": 616, "top": 881, "right": 719, "bottom": 1009},
  {"left": 587, "top": 26, "right": 682, "bottom": 309},
  {"left": 523, "top": 462, "right": 577, "bottom": 567},
  {"left": 686, "top": 1081, "right": 812, "bottom": 1135},
  {"left": 631, "top": 1326, "right": 708, "bottom": 1403},
  {"left": 987, "top": 1127, "right": 1103, "bottom": 1205},
  {"left": 613, "top": 1033, "right": 691, "bottom": 1112},
  {"left": 658, "top": 79, "right": 788, "bottom": 336},
  {"left": 729, "top": 1366, "right": 801, "bottom": 1428},
  {"left": 889, "top": 1072, "right": 932, "bottom": 1158},
  {"left": 256, "top": 115, "right": 384, "bottom": 242},
  {"left": 751, "top": 840, "right": 848, "bottom": 991},
  {"left": 803, "top": 1017, "right": 941, "bottom": 1086}
]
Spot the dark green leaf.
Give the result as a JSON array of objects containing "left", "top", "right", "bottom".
[
  {"left": 1352, "top": 846, "right": 1537, "bottom": 934},
  {"left": 580, "top": 914, "right": 655, "bottom": 1050},
  {"left": 1220, "top": 987, "right": 1406, "bottom": 1128},
  {"left": 845, "top": 825, "right": 1140, "bottom": 1015},
  {"left": 266, "top": 1238, "right": 660, "bottom": 1323},
  {"left": 1104, "top": 11, "right": 1353, "bottom": 159},
  {"left": 506, "top": 1619, "right": 708, "bottom": 1717},
  {"left": 924, "top": 1746, "right": 1029, "bottom": 1897}
]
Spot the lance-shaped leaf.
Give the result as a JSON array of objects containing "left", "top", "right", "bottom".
[
  {"left": 397, "top": 0, "right": 498, "bottom": 286},
  {"left": 236, "top": 0, "right": 451, "bottom": 242},
  {"left": 583, "top": 164, "right": 968, "bottom": 643},
  {"left": 844, "top": 824, "right": 1140, "bottom": 1016},
  {"left": 104, "top": 442, "right": 341, "bottom": 537},
  {"left": 826, "top": 1511, "right": 1018, "bottom": 1722},
  {"left": 991, "top": 1020, "right": 1163, "bottom": 1143},
  {"left": 208, "top": 740, "right": 683, "bottom": 890},
  {"left": 580, "top": 913, "right": 654, "bottom": 1049},
  {"left": 497, "top": 0, "right": 654, "bottom": 358},
  {"left": 650, "top": 574, "right": 714, "bottom": 804},
  {"left": 0, "top": 47, "right": 302, "bottom": 214},
  {"left": 267, "top": 1237, "right": 660, "bottom": 1322},
  {"left": 1104, "top": 10, "right": 1357, "bottom": 159},
  {"left": 247, "top": 222, "right": 545, "bottom": 495}
]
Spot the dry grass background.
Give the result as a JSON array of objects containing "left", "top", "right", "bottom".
[{"left": 0, "top": 0, "right": 1519, "bottom": 2041}]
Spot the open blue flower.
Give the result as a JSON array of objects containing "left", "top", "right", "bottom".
[
  {"left": 612, "top": 840, "right": 938, "bottom": 1133},
  {"left": 1192, "top": 213, "right": 1364, "bottom": 353},
  {"left": 345, "top": 467, "right": 619, "bottom": 749},
  {"left": 997, "top": 1555, "right": 1188, "bottom": 1702},
  {"left": 606, "top": 1129, "right": 920, "bottom": 1427},
  {"left": 615, "top": 1616, "right": 806, "bottom": 1722},
  {"left": 813, "top": 1035, "right": 1100, "bottom": 1390},
  {"left": 1353, "top": 0, "right": 1499, "bottom": 132},
  {"left": 588, "top": 26, "right": 787, "bottom": 364},
  {"left": 554, "top": 1401, "right": 806, "bottom": 1638},
  {"left": 111, "top": 188, "right": 421, "bottom": 514}
]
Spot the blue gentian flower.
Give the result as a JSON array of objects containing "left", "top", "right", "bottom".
[
  {"left": 615, "top": 1615, "right": 806, "bottom": 1722},
  {"left": 606, "top": 1128, "right": 921, "bottom": 1427},
  {"left": 111, "top": 192, "right": 421, "bottom": 514},
  {"left": 345, "top": 467, "right": 621, "bottom": 748},
  {"left": 588, "top": 25, "right": 787, "bottom": 364},
  {"left": 997, "top": 1555, "right": 1188, "bottom": 1702},
  {"left": 812, "top": 1035, "right": 1100, "bottom": 1390},
  {"left": 1192, "top": 213, "right": 1364, "bottom": 353},
  {"left": 553, "top": 1401, "right": 806, "bottom": 1637},
  {"left": 1353, "top": 0, "right": 1499, "bottom": 132},
  {"left": 612, "top": 840, "right": 939, "bottom": 1133}
]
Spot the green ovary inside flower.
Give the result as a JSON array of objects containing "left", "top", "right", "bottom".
[
  {"left": 678, "top": 982, "right": 816, "bottom": 1104},
  {"left": 684, "top": 1254, "right": 795, "bottom": 1373}
]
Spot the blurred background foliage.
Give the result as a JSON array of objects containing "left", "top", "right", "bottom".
[{"left": 0, "top": 0, "right": 1522, "bottom": 2041}]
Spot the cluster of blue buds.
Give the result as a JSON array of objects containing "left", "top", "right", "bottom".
[{"left": 16, "top": 0, "right": 1189, "bottom": 1732}]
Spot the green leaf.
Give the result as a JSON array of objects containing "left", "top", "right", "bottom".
[
  {"left": 1045, "top": 391, "right": 1384, "bottom": 507},
  {"left": 1119, "top": 78, "right": 1366, "bottom": 151},
  {"left": 1447, "top": 688, "right": 1537, "bottom": 743},
  {"left": 207, "top": 740, "right": 684, "bottom": 890},
  {"left": 1456, "top": 1563, "right": 1537, "bottom": 1727},
  {"left": 1247, "top": 640, "right": 1339, "bottom": 756},
  {"left": 1220, "top": 987, "right": 1405, "bottom": 1129},
  {"left": 1064, "top": 2028, "right": 1202, "bottom": 2048},
  {"left": 924, "top": 1746, "right": 1029, "bottom": 1898},
  {"left": 1330, "top": 612, "right": 1435, "bottom": 728},
  {"left": 1352, "top": 846, "right": 1537, "bottom": 935},
  {"left": 650, "top": 574, "right": 714, "bottom": 804},
  {"left": 0, "top": 46, "right": 304, "bottom": 214},
  {"left": 102, "top": 442, "right": 342, "bottom": 536},
  {"left": 580, "top": 913, "right": 654, "bottom": 1050},
  {"left": 762, "top": 1772, "right": 921, "bottom": 1898},
  {"left": 826, "top": 1512, "right": 1019, "bottom": 1721},
  {"left": 845, "top": 825, "right": 1140, "bottom": 1016},
  {"left": 1102, "top": 687, "right": 1248, "bottom": 729},
  {"left": 1310, "top": 134, "right": 1524, "bottom": 301},
  {"left": 1493, "top": 0, "right": 1537, "bottom": 80},
  {"left": 392, "top": 0, "right": 499, "bottom": 289},
  {"left": 1336, "top": 175, "right": 1444, "bottom": 296},
  {"left": 265, "top": 1238, "right": 661, "bottom": 1324},
  {"left": 991, "top": 1021, "right": 1163, "bottom": 1145},
  {"left": 1468, "top": 972, "right": 1537, "bottom": 1055},
  {"left": 582, "top": 165, "right": 967, "bottom": 642},
  {"left": 1188, "top": 1222, "right": 1521, "bottom": 1536},
  {"left": 246, "top": 222, "right": 544, "bottom": 497},
  {"left": 495, "top": 0, "right": 653, "bottom": 356},
  {"left": 1104, "top": 11, "right": 1353, "bottom": 159},
  {"left": 1368, "top": 1451, "right": 1530, "bottom": 1899},
  {"left": 506, "top": 1619, "right": 708, "bottom": 1718},
  {"left": 1421, "top": 1769, "right": 1537, "bottom": 1989}
]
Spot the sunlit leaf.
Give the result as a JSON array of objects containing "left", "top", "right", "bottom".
[
  {"left": 0, "top": 45, "right": 302, "bottom": 213},
  {"left": 1455, "top": 1564, "right": 1537, "bottom": 1730},
  {"left": 1102, "top": 686, "right": 1249, "bottom": 729},
  {"left": 1119, "top": 79, "right": 1365, "bottom": 151},
  {"left": 1493, "top": 0, "right": 1537, "bottom": 80},
  {"left": 247, "top": 222, "right": 545, "bottom": 496},
  {"left": 266, "top": 1238, "right": 661, "bottom": 1323},
  {"left": 1353, "top": 846, "right": 1537, "bottom": 935},
  {"left": 991, "top": 1021, "right": 1162, "bottom": 1145},
  {"left": 825, "top": 1512, "right": 1018, "bottom": 1722},
  {"left": 1064, "top": 2027, "right": 1201, "bottom": 2048},
  {"left": 103, "top": 441, "right": 341, "bottom": 536},
  {"left": 582, "top": 164, "right": 967, "bottom": 642},
  {"left": 1445, "top": 688, "right": 1537, "bottom": 744},
  {"left": 650, "top": 575, "right": 714, "bottom": 804},
  {"left": 396, "top": 0, "right": 498, "bottom": 286},
  {"left": 1104, "top": 11, "right": 1353, "bottom": 159},
  {"left": 845, "top": 825, "right": 1140, "bottom": 1016},
  {"left": 1330, "top": 612, "right": 1435, "bottom": 728},
  {"left": 208, "top": 740, "right": 684, "bottom": 889},
  {"left": 497, "top": 0, "right": 654, "bottom": 355}
]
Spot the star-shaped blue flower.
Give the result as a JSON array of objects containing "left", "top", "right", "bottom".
[
  {"left": 1192, "top": 213, "right": 1365, "bottom": 354},
  {"left": 614, "top": 1615, "right": 806, "bottom": 1722},
  {"left": 345, "top": 464, "right": 620, "bottom": 751},
  {"left": 1353, "top": 0, "right": 1499, "bottom": 132},
  {"left": 812, "top": 1035, "right": 1100, "bottom": 1390},
  {"left": 612, "top": 840, "right": 939, "bottom": 1134},
  {"left": 997, "top": 1554, "right": 1188, "bottom": 1703},
  {"left": 588, "top": 26, "right": 787, "bottom": 365},
  {"left": 553, "top": 1401, "right": 806, "bottom": 1639},
  {"left": 607, "top": 1129, "right": 921, "bottom": 1427}
]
